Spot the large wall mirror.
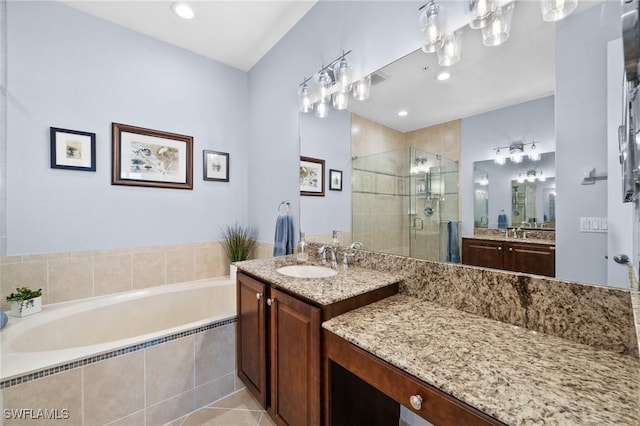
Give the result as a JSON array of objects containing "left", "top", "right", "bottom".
[{"left": 300, "top": 1, "right": 628, "bottom": 287}]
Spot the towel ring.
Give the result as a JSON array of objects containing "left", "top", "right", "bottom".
[{"left": 278, "top": 201, "right": 290, "bottom": 216}]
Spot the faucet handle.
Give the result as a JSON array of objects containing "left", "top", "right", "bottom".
[
  {"left": 342, "top": 252, "right": 355, "bottom": 270},
  {"left": 349, "top": 241, "right": 364, "bottom": 249}
]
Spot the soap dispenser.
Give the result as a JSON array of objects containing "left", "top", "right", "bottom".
[
  {"left": 296, "top": 232, "right": 308, "bottom": 262},
  {"left": 330, "top": 230, "right": 340, "bottom": 247}
]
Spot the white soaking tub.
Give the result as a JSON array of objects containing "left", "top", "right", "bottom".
[{"left": 1, "top": 278, "right": 236, "bottom": 382}]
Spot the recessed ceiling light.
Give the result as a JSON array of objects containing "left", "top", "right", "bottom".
[
  {"left": 398, "top": 110, "right": 408, "bottom": 117},
  {"left": 436, "top": 71, "right": 450, "bottom": 81},
  {"left": 171, "top": 2, "right": 194, "bottom": 20}
]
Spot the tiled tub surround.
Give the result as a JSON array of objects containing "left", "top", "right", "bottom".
[
  {"left": 305, "top": 243, "right": 637, "bottom": 356},
  {"left": 323, "top": 295, "right": 640, "bottom": 425},
  {"left": 0, "top": 240, "right": 273, "bottom": 311},
  {"left": 1, "top": 279, "right": 240, "bottom": 425}
]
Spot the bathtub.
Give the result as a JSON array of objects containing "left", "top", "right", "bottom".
[{"left": 1, "top": 278, "right": 236, "bottom": 383}]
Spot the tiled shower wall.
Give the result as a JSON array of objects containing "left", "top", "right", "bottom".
[
  {"left": 0, "top": 240, "right": 274, "bottom": 310},
  {"left": 351, "top": 114, "right": 461, "bottom": 260}
]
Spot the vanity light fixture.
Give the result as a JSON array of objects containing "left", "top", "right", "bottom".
[
  {"left": 298, "top": 50, "right": 370, "bottom": 118},
  {"left": 517, "top": 170, "right": 545, "bottom": 183},
  {"left": 170, "top": 2, "right": 194, "bottom": 20},
  {"left": 437, "top": 30, "right": 464, "bottom": 66},
  {"left": 493, "top": 141, "right": 541, "bottom": 165},
  {"left": 419, "top": 1, "right": 445, "bottom": 53},
  {"left": 468, "top": 0, "right": 495, "bottom": 29},
  {"left": 540, "top": 0, "right": 578, "bottom": 22},
  {"left": 482, "top": 2, "right": 515, "bottom": 47}
]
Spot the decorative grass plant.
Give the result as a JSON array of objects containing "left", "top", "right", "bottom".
[{"left": 220, "top": 223, "right": 258, "bottom": 262}]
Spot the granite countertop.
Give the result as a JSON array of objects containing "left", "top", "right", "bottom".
[
  {"left": 234, "top": 256, "right": 404, "bottom": 306},
  {"left": 464, "top": 235, "right": 556, "bottom": 246},
  {"left": 323, "top": 294, "right": 640, "bottom": 426}
]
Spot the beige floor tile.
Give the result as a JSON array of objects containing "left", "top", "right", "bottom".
[
  {"left": 208, "top": 389, "right": 263, "bottom": 411},
  {"left": 257, "top": 412, "right": 277, "bottom": 426},
  {"left": 182, "top": 408, "right": 262, "bottom": 426}
]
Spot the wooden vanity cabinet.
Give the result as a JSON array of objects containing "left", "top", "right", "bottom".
[
  {"left": 461, "top": 238, "right": 555, "bottom": 277},
  {"left": 237, "top": 271, "right": 399, "bottom": 426}
]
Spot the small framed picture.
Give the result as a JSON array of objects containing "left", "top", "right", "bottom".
[
  {"left": 203, "top": 150, "right": 229, "bottom": 182},
  {"left": 329, "top": 169, "right": 342, "bottom": 191},
  {"left": 50, "top": 127, "right": 96, "bottom": 172},
  {"left": 112, "top": 123, "right": 193, "bottom": 190},
  {"left": 300, "top": 156, "right": 325, "bottom": 196}
]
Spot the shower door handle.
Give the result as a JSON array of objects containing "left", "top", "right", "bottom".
[{"left": 414, "top": 217, "right": 424, "bottom": 230}]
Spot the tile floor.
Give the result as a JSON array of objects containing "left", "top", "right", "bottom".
[{"left": 166, "top": 389, "right": 276, "bottom": 426}]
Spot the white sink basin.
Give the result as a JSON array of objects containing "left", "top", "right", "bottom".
[{"left": 276, "top": 265, "right": 338, "bottom": 279}]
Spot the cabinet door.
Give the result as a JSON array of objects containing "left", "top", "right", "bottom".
[
  {"left": 504, "top": 243, "right": 556, "bottom": 277},
  {"left": 237, "top": 273, "right": 268, "bottom": 408},
  {"left": 269, "top": 288, "right": 321, "bottom": 426},
  {"left": 461, "top": 238, "right": 504, "bottom": 270}
]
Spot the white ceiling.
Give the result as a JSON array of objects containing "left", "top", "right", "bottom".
[
  {"left": 60, "top": 0, "right": 318, "bottom": 72},
  {"left": 348, "top": 0, "right": 602, "bottom": 133}
]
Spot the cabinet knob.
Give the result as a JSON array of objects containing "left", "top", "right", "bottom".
[
  {"left": 497, "top": 246, "right": 502, "bottom": 251},
  {"left": 267, "top": 298, "right": 274, "bottom": 306},
  {"left": 409, "top": 394, "right": 423, "bottom": 410},
  {"left": 256, "top": 293, "right": 262, "bottom": 300},
  {"left": 509, "top": 247, "right": 513, "bottom": 252}
]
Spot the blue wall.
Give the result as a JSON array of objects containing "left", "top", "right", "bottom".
[{"left": 6, "top": 1, "right": 249, "bottom": 254}]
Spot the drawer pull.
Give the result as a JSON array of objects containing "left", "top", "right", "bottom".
[
  {"left": 509, "top": 247, "right": 513, "bottom": 252},
  {"left": 409, "top": 394, "right": 423, "bottom": 410},
  {"left": 256, "top": 293, "right": 262, "bottom": 300},
  {"left": 497, "top": 246, "right": 502, "bottom": 251}
]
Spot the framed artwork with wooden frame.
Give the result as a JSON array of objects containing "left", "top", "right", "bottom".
[
  {"left": 300, "top": 156, "right": 325, "bottom": 196},
  {"left": 112, "top": 123, "right": 193, "bottom": 190}
]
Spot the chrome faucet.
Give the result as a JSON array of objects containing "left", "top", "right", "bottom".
[
  {"left": 342, "top": 252, "right": 355, "bottom": 270},
  {"left": 318, "top": 245, "right": 338, "bottom": 269}
]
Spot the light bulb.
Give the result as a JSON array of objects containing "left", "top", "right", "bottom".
[
  {"left": 420, "top": 2, "right": 444, "bottom": 53},
  {"left": 334, "top": 58, "right": 352, "bottom": 92},
  {"left": 529, "top": 143, "right": 541, "bottom": 161},
  {"left": 332, "top": 91, "right": 349, "bottom": 110},
  {"left": 437, "top": 31, "right": 463, "bottom": 67},
  {"left": 317, "top": 71, "right": 332, "bottom": 101},
  {"left": 469, "top": 0, "right": 495, "bottom": 29},
  {"left": 540, "top": 0, "right": 578, "bottom": 22},
  {"left": 315, "top": 98, "right": 329, "bottom": 118},
  {"left": 511, "top": 152, "right": 523, "bottom": 163},
  {"left": 482, "top": 2, "right": 514, "bottom": 47},
  {"left": 297, "top": 84, "right": 313, "bottom": 113},
  {"left": 353, "top": 75, "right": 371, "bottom": 101}
]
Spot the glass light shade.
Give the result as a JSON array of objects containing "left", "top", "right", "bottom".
[
  {"left": 511, "top": 152, "right": 523, "bottom": 163},
  {"left": 469, "top": 0, "right": 495, "bottom": 29},
  {"left": 353, "top": 75, "right": 371, "bottom": 101},
  {"left": 482, "top": 2, "right": 514, "bottom": 47},
  {"left": 437, "top": 30, "right": 463, "bottom": 67},
  {"left": 494, "top": 149, "right": 506, "bottom": 165},
  {"left": 316, "top": 71, "right": 333, "bottom": 101},
  {"left": 529, "top": 143, "right": 541, "bottom": 161},
  {"left": 540, "top": 0, "right": 578, "bottom": 22},
  {"left": 332, "top": 91, "right": 349, "bottom": 110},
  {"left": 315, "top": 98, "right": 329, "bottom": 118},
  {"left": 538, "top": 174, "right": 546, "bottom": 182},
  {"left": 334, "top": 58, "right": 352, "bottom": 93},
  {"left": 419, "top": 2, "right": 444, "bottom": 53},
  {"left": 527, "top": 174, "right": 536, "bottom": 183},
  {"left": 517, "top": 175, "right": 525, "bottom": 184},
  {"left": 297, "top": 84, "right": 313, "bottom": 113}
]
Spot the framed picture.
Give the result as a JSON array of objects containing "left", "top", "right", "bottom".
[
  {"left": 329, "top": 169, "right": 342, "bottom": 191},
  {"left": 50, "top": 127, "right": 96, "bottom": 171},
  {"left": 112, "top": 123, "right": 193, "bottom": 190},
  {"left": 203, "top": 150, "right": 229, "bottom": 182},
  {"left": 300, "top": 156, "right": 325, "bottom": 196}
]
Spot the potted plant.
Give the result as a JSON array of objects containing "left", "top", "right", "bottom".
[
  {"left": 7, "top": 287, "right": 43, "bottom": 317},
  {"left": 220, "top": 222, "right": 257, "bottom": 281}
]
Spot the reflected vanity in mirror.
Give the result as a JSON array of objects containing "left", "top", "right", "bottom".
[{"left": 299, "top": 1, "right": 622, "bottom": 285}]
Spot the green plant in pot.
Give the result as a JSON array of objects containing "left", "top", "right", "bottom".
[
  {"left": 7, "top": 286, "right": 43, "bottom": 317},
  {"left": 221, "top": 223, "right": 257, "bottom": 279}
]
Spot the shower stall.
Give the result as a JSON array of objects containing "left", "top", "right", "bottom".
[{"left": 351, "top": 147, "right": 459, "bottom": 262}]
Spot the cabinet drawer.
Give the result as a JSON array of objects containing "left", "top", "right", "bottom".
[{"left": 324, "top": 330, "right": 503, "bottom": 426}]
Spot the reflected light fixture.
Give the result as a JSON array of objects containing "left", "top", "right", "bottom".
[
  {"left": 540, "top": 0, "right": 578, "bottom": 22},
  {"left": 437, "top": 30, "right": 463, "bottom": 66},
  {"left": 353, "top": 75, "right": 372, "bottom": 101},
  {"left": 509, "top": 142, "right": 524, "bottom": 163},
  {"left": 468, "top": 0, "right": 495, "bottom": 29},
  {"left": 529, "top": 142, "right": 541, "bottom": 161},
  {"left": 171, "top": 2, "right": 194, "bottom": 19},
  {"left": 482, "top": 2, "right": 515, "bottom": 47},
  {"left": 411, "top": 157, "right": 430, "bottom": 175},
  {"left": 419, "top": 1, "right": 444, "bottom": 53},
  {"left": 517, "top": 170, "right": 545, "bottom": 183},
  {"left": 494, "top": 148, "right": 506, "bottom": 165}
]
